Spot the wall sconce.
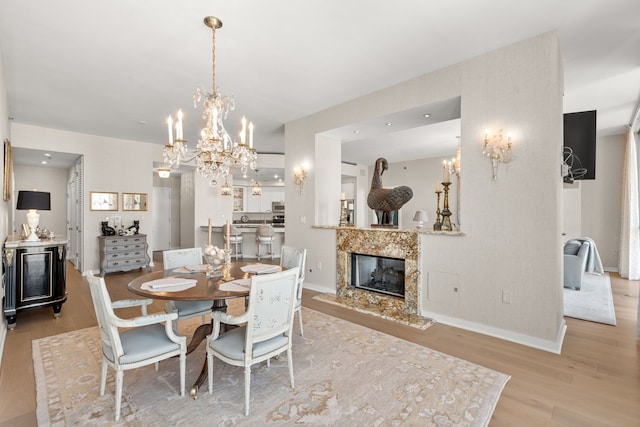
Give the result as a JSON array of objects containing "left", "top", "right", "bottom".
[
  {"left": 482, "top": 129, "right": 513, "bottom": 180},
  {"left": 293, "top": 164, "right": 307, "bottom": 194}
]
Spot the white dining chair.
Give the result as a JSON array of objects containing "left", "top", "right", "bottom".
[
  {"left": 280, "top": 245, "right": 307, "bottom": 336},
  {"left": 85, "top": 271, "right": 186, "bottom": 421},
  {"left": 163, "top": 248, "right": 212, "bottom": 329},
  {"left": 206, "top": 267, "right": 299, "bottom": 416}
]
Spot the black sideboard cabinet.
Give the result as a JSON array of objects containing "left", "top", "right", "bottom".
[{"left": 2, "top": 236, "right": 67, "bottom": 329}]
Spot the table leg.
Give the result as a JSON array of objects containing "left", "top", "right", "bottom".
[{"left": 189, "top": 299, "right": 228, "bottom": 399}]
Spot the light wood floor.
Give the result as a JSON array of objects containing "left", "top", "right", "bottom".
[{"left": 1, "top": 255, "right": 638, "bottom": 426}]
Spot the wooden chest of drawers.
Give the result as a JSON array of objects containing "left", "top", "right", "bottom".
[{"left": 98, "top": 234, "right": 150, "bottom": 276}]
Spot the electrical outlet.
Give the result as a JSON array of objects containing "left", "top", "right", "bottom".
[
  {"left": 316, "top": 261, "right": 322, "bottom": 270},
  {"left": 300, "top": 216, "right": 306, "bottom": 224},
  {"left": 502, "top": 290, "right": 512, "bottom": 304}
]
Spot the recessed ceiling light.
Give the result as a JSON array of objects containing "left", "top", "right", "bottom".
[
  {"left": 138, "top": 120, "right": 148, "bottom": 125},
  {"left": 274, "top": 174, "right": 279, "bottom": 179},
  {"left": 353, "top": 130, "right": 360, "bottom": 134},
  {"left": 423, "top": 114, "right": 431, "bottom": 118},
  {"left": 40, "top": 160, "right": 48, "bottom": 165},
  {"left": 385, "top": 123, "right": 392, "bottom": 126},
  {"left": 44, "top": 153, "right": 52, "bottom": 158}
]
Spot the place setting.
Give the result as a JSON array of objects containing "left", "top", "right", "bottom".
[{"left": 140, "top": 277, "right": 198, "bottom": 292}]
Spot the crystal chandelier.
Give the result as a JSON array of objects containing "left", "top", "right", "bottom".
[{"left": 162, "top": 16, "right": 258, "bottom": 184}]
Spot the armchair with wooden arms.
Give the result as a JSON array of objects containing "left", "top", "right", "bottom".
[{"left": 85, "top": 271, "right": 186, "bottom": 422}]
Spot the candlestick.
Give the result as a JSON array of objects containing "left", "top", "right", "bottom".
[
  {"left": 248, "top": 122, "right": 254, "bottom": 149},
  {"left": 434, "top": 191, "right": 442, "bottom": 231},
  {"left": 441, "top": 182, "right": 452, "bottom": 231},
  {"left": 225, "top": 219, "right": 230, "bottom": 252}
]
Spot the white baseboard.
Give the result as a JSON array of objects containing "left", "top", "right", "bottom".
[
  {"left": 284, "top": 283, "right": 570, "bottom": 354},
  {"left": 421, "top": 309, "right": 568, "bottom": 354},
  {"left": 303, "top": 281, "right": 336, "bottom": 295}
]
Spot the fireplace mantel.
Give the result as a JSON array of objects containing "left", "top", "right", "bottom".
[{"left": 332, "top": 226, "right": 428, "bottom": 326}]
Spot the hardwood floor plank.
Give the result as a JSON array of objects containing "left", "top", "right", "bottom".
[{"left": 0, "top": 263, "right": 638, "bottom": 426}]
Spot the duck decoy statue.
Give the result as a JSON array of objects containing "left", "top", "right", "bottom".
[{"left": 367, "top": 158, "right": 413, "bottom": 226}]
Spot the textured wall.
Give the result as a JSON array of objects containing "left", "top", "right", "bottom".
[{"left": 286, "top": 32, "right": 565, "bottom": 351}]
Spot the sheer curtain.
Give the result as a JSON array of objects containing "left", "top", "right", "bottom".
[{"left": 618, "top": 126, "right": 640, "bottom": 280}]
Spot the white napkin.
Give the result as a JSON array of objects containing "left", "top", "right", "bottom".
[
  {"left": 185, "top": 264, "right": 208, "bottom": 272},
  {"left": 240, "top": 264, "right": 279, "bottom": 274},
  {"left": 219, "top": 278, "right": 251, "bottom": 292},
  {"left": 141, "top": 278, "right": 197, "bottom": 292}
]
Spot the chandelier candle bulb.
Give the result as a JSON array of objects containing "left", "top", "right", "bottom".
[
  {"left": 167, "top": 116, "right": 173, "bottom": 145},
  {"left": 249, "top": 122, "right": 254, "bottom": 148},
  {"left": 176, "top": 109, "right": 183, "bottom": 140},
  {"left": 241, "top": 116, "right": 246, "bottom": 144}
]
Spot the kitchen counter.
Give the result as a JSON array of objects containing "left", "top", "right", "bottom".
[{"left": 200, "top": 225, "right": 285, "bottom": 258}]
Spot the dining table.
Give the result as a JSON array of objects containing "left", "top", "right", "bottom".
[{"left": 128, "top": 260, "right": 282, "bottom": 398}]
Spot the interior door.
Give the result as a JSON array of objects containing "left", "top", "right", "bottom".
[{"left": 152, "top": 186, "right": 172, "bottom": 250}]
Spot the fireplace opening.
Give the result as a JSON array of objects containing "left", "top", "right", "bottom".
[{"left": 350, "top": 253, "right": 405, "bottom": 298}]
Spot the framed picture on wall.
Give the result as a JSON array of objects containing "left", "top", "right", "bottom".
[
  {"left": 90, "top": 192, "right": 118, "bottom": 211},
  {"left": 3, "top": 139, "right": 12, "bottom": 201},
  {"left": 122, "top": 193, "right": 148, "bottom": 211}
]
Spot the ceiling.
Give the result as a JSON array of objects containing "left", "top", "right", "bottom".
[{"left": 1, "top": 1, "right": 639, "bottom": 175}]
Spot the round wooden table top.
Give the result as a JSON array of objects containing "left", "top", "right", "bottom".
[{"left": 128, "top": 261, "right": 281, "bottom": 301}]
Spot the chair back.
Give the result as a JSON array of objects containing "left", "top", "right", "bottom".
[
  {"left": 256, "top": 225, "right": 275, "bottom": 238},
  {"left": 163, "top": 247, "right": 203, "bottom": 270},
  {"left": 85, "top": 271, "right": 124, "bottom": 362},
  {"left": 245, "top": 268, "right": 299, "bottom": 352},
  {"left": 280, "top": 246, "right": 307, "bottom": 295}
]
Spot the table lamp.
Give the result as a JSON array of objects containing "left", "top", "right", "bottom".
[
  {"left": 413, "top": 210, "right": 428, "bottom": 229},
  {"left": 16, "top": 190, "right": 51, "bottom": 241}
]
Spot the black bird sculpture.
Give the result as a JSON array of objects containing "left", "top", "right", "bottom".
[{"left": 367, "top": 158, "right": 413, "bottom": 226}]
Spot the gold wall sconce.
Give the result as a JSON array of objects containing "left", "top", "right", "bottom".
[
  {"left": 293, "top": 163, "right": 308, "bottom": 194},
  {"left": 482, "top": 129, "right": 513, "bottom": 180}
]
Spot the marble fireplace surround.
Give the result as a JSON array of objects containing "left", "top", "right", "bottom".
[{"left": 333, "top": 226, "right": 430, "bottom": 327}]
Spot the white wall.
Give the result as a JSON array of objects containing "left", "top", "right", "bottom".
[
  {"left": 581, "top": 134, "right": 625, "bottom": 269},
  {"left": 0, "top": 46, "right": 10, "bottom": 363},
  {"left": 10, "top": 123, "right": 160, "bottom": 273},
  {"left": 13, "top": 165, "right": 68, "bottom": 237},
  {"left": 285, "top": 32, "right": 566, "bottom": 352}
]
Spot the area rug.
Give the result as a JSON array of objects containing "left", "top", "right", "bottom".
[
  {"left": 33, "top": 308, "right": 509, "bottom": 426},
  {"left": 563, "top": 272, "right": 617, "bottom": 325}
]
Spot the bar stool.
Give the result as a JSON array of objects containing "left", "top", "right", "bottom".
[
  {"left": 223, "top": 224, "right": 244, "bottom": 259},
  {"left": 256, "top": 225, "right": 275, "bottom": 260}
]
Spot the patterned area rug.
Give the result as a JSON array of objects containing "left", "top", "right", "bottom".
[
  {"left": 33, "top": 308, "right": 509, "bottom": 426},
  {"left": 564, "top": 272, "right": 617, "bottom": 325}
]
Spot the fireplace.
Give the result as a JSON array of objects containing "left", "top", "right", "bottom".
[
  {"left": 351, "top": 253, "right": 405, "bottom": 298},
  {"left": 336, "top": 228, "right": 421, "bottom": 319}
]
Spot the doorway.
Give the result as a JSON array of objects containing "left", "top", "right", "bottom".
[{"left": 152, "top": 186, "right": 171, "bottom": 251}]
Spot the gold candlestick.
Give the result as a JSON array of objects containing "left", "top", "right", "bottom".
[
  {"left": 339, "top": 198, "right": 348, "bottom": 226},
  {"left": 441, "top": 182, "right": 452, "bottom": 231},
  {"left": 433, "top": 191, "right": 442, "bottom": 231}
]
